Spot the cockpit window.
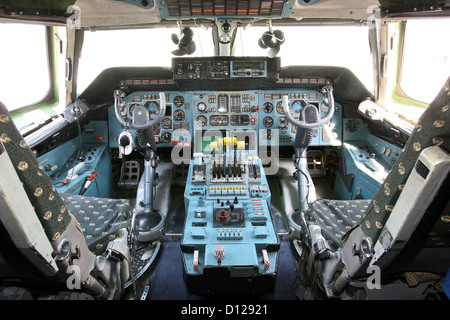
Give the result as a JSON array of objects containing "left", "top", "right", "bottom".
[
  {"left": 400, "top": 19, "right": 450, "bottom": 104},
  {"left": 77, "top": 27, "right": 215, "bottom": 93},
  {"left": 0, "top": 23, "right": 50, "bottom": 111},
  {"left": 77, "top": 24, "right": 374, "bottom": 95},
  {"left": 234, "top": 25, "right": 375, "bottom": 94}
]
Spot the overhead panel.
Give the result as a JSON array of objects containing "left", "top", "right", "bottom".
[{"left": 156, "top": 0, "right": 296, "bottom": 19}]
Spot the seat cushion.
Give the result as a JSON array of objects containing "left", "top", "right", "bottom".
[
  {"left": 60, "top": 194, "right": 133, "bottom": 255},
  {"left": 305, "top": 199, "right": 371, "bottom": 250}
]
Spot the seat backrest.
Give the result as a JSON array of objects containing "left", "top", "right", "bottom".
[
  {"left": 0, "top": 102, "right": 72, "bottom": 243},
  {"left": 0, "top": 102, "right": 131, "bottom": 299},
  {"left": 357, "top": 76, "right": 450, "bottom": 249},
  {"left": 321, "top": 78, "right": 450, "bottom": 298}
]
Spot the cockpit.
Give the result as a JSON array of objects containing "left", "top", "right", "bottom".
[{"left": 0, "top": 0, "right": 449, "bottom": 306}]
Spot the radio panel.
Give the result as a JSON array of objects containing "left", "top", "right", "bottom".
[{"left": 172, "top": 56, "right": 279, "bottom": 81}]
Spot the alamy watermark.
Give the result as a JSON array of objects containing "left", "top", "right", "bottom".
[
  {"left": 366, "top": 265, "right": 381, "bottom": 290},
  {"left": 170, "top": 128, "right": 280, "bottom": 175},
  {"left": 66, "top": 265, "right": 81, "bottom": 290}
]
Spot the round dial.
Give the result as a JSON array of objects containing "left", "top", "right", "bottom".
[
  {"left": 161, "top": 118, "right": 172, "bottom": 129},
  {"left": 173, "top": 95, "right": 185, "bottom": 107},
  {"left": 173, "top": 109, "right": 185, "bottom": 121},
  {"left": 145, "top": 101, "right": 160, "bottom": 118},
  {"left": 262, "top": 116, "right": 274, "bottom": 128},
  {"left": 197, "top": 102, "right": 207, "bottom": 112},
  {"left": 262, "top": 102, "right": 274, "bottom": 113},
  {"left": 161, "top": 132, "right": 172, "bottom": 144},
  {"left": 276, "top": 101, "right": 285, "bottom": 114},
  {"left": 196, "top": 115, "right": 207, "bottom": 127},
  {"left": 292, "top": 100, "right": 306, "bottom": 113},
  {"left": 128, "top": 103, "right": 140, "bottom": 116},
  {"left": 277, "top": 116, "right": 288, "bottom": 129}
]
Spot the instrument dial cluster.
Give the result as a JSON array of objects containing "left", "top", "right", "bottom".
[{"left": 112, "top": 89, "right": 342, "bottom": 148}]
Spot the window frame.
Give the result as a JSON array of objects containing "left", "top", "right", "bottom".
[
  {"left": 391, "top": 21, "right": 430, "bottom": 110},
  {"left": 8, "top": 25, "right": 61, "bottom": 131},
  {"left": 7, "top": 26, "right": 56, "bottom": 110}
]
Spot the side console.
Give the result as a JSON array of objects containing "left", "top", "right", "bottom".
[{"left": 335, "top": 118, "right": 403, "bottom": 200}]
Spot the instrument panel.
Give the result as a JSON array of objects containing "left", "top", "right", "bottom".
[{"left": 108, "top": 89, "right": 342, "bottom": 149}]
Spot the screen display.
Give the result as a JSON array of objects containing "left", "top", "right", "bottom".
[{"left": 231, "top": 61, "right": 265, "bottom": 71}]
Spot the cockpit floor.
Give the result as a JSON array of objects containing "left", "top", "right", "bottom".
[{"left": 127, "top": 240, "right": 301, "bottom": 300}]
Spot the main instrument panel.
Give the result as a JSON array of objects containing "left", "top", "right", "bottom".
[
  {"left": 104, "top": 57, "right": 345, "bottom": 294},
  {"left": 108, "top": 89, "right": 342, "bottom": 149}
]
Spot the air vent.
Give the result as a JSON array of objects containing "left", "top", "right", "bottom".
[
  {"left": 160, "top": 0, "right": 290, "bottom": 17},
  {"left": 415, "top": 159, "right": 430, "bottom": 179}
]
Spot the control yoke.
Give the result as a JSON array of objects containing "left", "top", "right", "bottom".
[
  {"left": 282, "top": 82, "right": 335, "bottom": 129},
  {"left": 114, "top": 90, "right": 166, "bottom": 130}
]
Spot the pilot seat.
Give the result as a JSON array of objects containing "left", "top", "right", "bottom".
[{"left": 289, "top": 76, "right": 450, "bottom": 299}]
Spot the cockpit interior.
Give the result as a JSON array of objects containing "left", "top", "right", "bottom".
[{"left": 0, "top": 0, "right": 449, "bottom": 307}]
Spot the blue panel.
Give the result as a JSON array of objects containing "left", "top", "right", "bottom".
[
  {"left": 39, "top": 121, "right": 113, "bottom": 198},
  {"left": 336, "top": 118, "right": 404, "bottom": 200},
  {"left": 108, "top": 91, "right": 193, "bottom": 148},
  {"left": 256, "top": 90, "right": 342, "bottom": 147},
  {"left": 82, "top": 120, "right": 108, "bottom": 144},
  {"left": 108, "top": 89, "right": 343, "bottom": 153},
  {"left": 38, "top": 136, "right": 80, "bottom": 173},
  {"left": 182, "top": 155, "right": 279, "bottom": 283},
  {"left": 343, "top": 118, "right": 369, "bottom": 141}
]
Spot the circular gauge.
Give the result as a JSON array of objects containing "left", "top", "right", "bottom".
[
  {"left": 262, "top": 116, "right": 274, "bottom": 128},
  {"left": 292, "top": 100, "right": 306, "bottom": 113},
  {"left": 145, "top": 101, "right": 160, "bottom": 116},
  {"left": 196, "top": 115, "right": 207, "bottom": 127},
  {"left": 173, "top": 95, "right": 185, "bottom": 107},
  {"left": 161, "top": 132, "right": 172, "bottom": 144},
  {"left": 153, "top": 124, "right": 161, "bottom": 135},
  {"left": 276, "top": 101, "right": 285, "bottom": 114},
  {"left": 173, "top": 109, "right": 185, "bottom": 121},
  {"left": 197, "top": 102, "right": 207, "bottom": 112},
  {"left": 161, "top": 118, "right": 172, "bottom": 129},
  {"left": 262, "top": 102, "right": 274, "bottom": 113},
  {"left": 346, "top": 119, "right": 359, "bottom": 132},
  {"left": 277, "top": 116, "right": 288, "bottom": 129},
  {"left": 128, "top": 103, "right": 141, "bottom": 116}
]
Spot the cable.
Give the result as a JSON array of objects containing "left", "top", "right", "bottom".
[
  {"left": 193, "top": 19, "right": 204, "bottom": 56},
  {"left": 67, "top": 107, "right": 83, "bottom": 181},
  {"left": 294, "top": 157, "right": 312, "bottom": 208}
]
